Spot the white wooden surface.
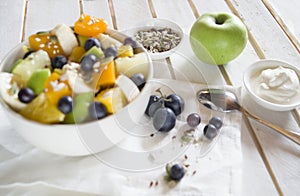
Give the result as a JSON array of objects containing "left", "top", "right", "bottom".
[{"left": 0, "top": 0, "right": 299, "bottom": 195}]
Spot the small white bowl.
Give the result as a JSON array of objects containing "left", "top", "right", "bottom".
[
  {"left": 0, "top": 29, "right": 153, "bottom": 156},
  {"left": 123, "top": 18, "right": 184, "bottom": 60},
  {"left": 243, "top": 59, "right": 300, "bottom": 111}
]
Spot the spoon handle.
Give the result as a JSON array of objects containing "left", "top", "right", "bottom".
[{"left": 243, "top": 109, "right": 300, "bottom": 145}]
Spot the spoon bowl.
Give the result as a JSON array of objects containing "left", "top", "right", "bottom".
[{"left": 197, "top": 88, "right": 300, "bottom": 145}]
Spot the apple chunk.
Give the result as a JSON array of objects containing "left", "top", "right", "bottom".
[{"left": 189, "top": 12, "right": 248, "bottom": 65}]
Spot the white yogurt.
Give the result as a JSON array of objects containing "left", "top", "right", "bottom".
[{"left": 252, "top": 66, "right": 300, "bottom": 104}]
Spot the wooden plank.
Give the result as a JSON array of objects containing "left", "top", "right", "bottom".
[
  {"left": 152, "top": 0, "right": 225, "bottom": 85},
  {"left": 25, "top": 0, "right": 80, "bottom": 38},
  {"left": 112, "top": 0, "right": 172, "bottom": 79},
  {"left": 224, "top": 0, "right": 300, "bottom": 195},
  {"left": 0, "top": 0, "right": 25, "bottom": 60}
]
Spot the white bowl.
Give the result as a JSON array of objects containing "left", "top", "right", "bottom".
[
  {"left": 243, "top": 59, "right": 300, "bottom": 111},
  {"left": 0, "top": 29, "right": 153, "bottom": 156},
  {"left": 123, "top": 18, "right": 184, "bottom": 60}
]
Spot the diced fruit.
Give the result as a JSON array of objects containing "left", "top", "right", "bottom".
[
  {"left": 95, "top": 87, "right": 127, "bottom": 114},
  {"left": 69, "top": 46, "right": 85, "bottom": 63},
  {"left": 115, "top": 52, "right": 149, "bottom": 78},
  {"left": 124, "top": 37, "right": 137, "bottom": 48},
  {"left": 10, "top": 59, "right": 23, "bottom": 73},
  {"left": 80, "top": 53, "right": 98, "bottom": 73},
  {"left": 96, "top": 60, "right": 116, "bottom": 88},
  {"left": 187, "top": 113, "right": 201, "bottom": 127},
  {"left": 209, "top": 116, "right": 223, "bottom": 129},
  {"left": 20, "top": 93, "right": 65, "bottom": 124},
  {"left": 74, "top": 14, "right": 107, "bottom": 37},
  {"left": 96, "top": 33, "right": 122, "bottom": 50},
  {"left": 118, "top": 45, "right": 134, "bottom": 57},
  {"left": 203, "top": 124, "right": 218, "bottom": 139},
  {"left": 23, "top": 50, "right": 34, "bottom": 59},
  {"left": 0, "top": 73, "right": 26, "bottom": 111},
  {"left": 145, "top": 95, "right": 161, "bottom": 116},
  {"left": 29, "top": 33, "right": 64, "bottom": 58},
  {"left": 51, "top": 55, "right": 68, "bottom": 69},
  {"left": 165, "top": 94, "right": 184, "bottom": 116},
  {"left": 84, "top": 38, "right": 101, "bottom": 51},
  {"left": 77, "top": 35, "right": 89, "bottom": 47},
  {"left": 51, "top": 24, "right": 78, "bottom": 56},
  {"left": 63, "top": 92, "right": 94, "bottom": 124},
  {"left": 169, "top": 164, "right": 185, "bottom": 181},
  {"left": 12, "top": 50, "right": 51, "bottom": 85},
  {"left": 44, "top": 72, "right": 72, "bottom": 105},
  {"left": 104, "top": 46, "right": 118, "bottom": 58},
  {"left": 130, "top": 73, "right": 146, "bottom": 91},
  {"left": 81, "top": 46, "right": 104, "bottom": 61},
  {"left": 57, "top": 96, "right": 73, "bottom": 114},
  {"left": 115, "top": 74, "right": 140, "bottom": 102},
  {"left": 27, "top": 68, "right": 51, "bottom": 94},
  {"left": 88, "top": 101, "right": 108, "bottom": 120},
  {"left": 152, "top": 107, "right": 176, "bottom": 132}
]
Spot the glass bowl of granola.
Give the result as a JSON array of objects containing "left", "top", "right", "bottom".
[{"left": 123, "top": 18, "right": 184, "bottom": 60}]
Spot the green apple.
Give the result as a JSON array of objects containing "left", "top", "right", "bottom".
[
  {"left": 27, "top": 68, "right": 51, "bottom": 94},
  {"left": 189, "top": 12, "right": 248, "bottom": 65}
]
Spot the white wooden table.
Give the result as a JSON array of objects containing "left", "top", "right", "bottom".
[{"left": 0, "top": 0, "right": 299, "bottom": 195}]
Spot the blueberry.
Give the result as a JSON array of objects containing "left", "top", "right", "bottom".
[
  {"left": 145, "top": 95, "right": 161, "bottom": 116},
  {"left": 57, "top": 96, "right": 73, "bottom": 114},
  {"left": 187, "top": 113, "right": 201, "bottom": 127},
  {"left": 124, "top": 37, "right": 137, "bottom": 48},
  {"left": 169, "top": 164, "right": 185, "bottom": 181},
  {"left": 52, "top": 55, "right": 68, "bottom": 69},
  {"left": 152, "top": 107, "right": 176, "bottom": 132},
  {"left": 203, "top": 124, "right": 218, "bottom": 139},
  {"left": 104, "top": 46, "right": 118, "bottom": 58},
  {"left": 18, "top": 88, "right": 36, "bottom": 103},
  {"left": 88, "top": 102, "right": 108, "bottom": 120},
  {"left": 148, "top": 101, "right": 163, "bottom": 117},
  {"left": 80, "top": 54, "right": 98, "bottom": 72},
  {"left": 165, "top": 94, "right": 185, "bottom": 116},
  {"left": 130, "top": 73, "right": 146, "bottom": 91},
  {"left": 84, "top": 38, "right": 101, "bottom": 51},
  {"left": 209, "top": 116, "right": 223, "bottom": 129}
]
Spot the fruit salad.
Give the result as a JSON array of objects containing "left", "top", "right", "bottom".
[{"left": 0, "top": 14, "right": 150, "bottom": 124}]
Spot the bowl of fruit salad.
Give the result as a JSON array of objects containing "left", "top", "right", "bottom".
[{"left": 0, "top": 14, "right": 153, "bottom": 156}]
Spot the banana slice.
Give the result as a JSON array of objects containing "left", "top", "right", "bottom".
[
  {"left": 115, "top": 74, "right": 140, "bottom": 102},
  {"left": 0, "top": 72, "right": 26, "bottom": 111},
  {"left": 51, "top": 24, "right": 78, "bottom": 56},
  {"left": 96, "top": 33, "right": 122, "bottom": 50}
]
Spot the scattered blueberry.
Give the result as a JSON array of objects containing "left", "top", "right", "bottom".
[
  {"left": 130, "top": 73, "right": 146, "bottom": 91},
  {"left": 88, "top": 101, "right": 108, "bottom": 120},
  {"left": 165, "top": 94, "right": 184, "bottom": 116},
  {"left": 209, "top": 116, "right": 223, "bottom": 129},
  {"left": 152, "top": 107, "right": 176, "bottom": 132},
  {"left": 145, "top": 95, "right": 161, "bottom": 116},
  {"left": 84, "top": 38, "right": 101, "bottom": 51},
  {"left": 57, "top": 96, "right": 73, "bottom": 114},
  {"left": 187, "top": 113, "right": 201, "bottom": 127},
  {"left": 203, "top": 124, "right": 218, "bottom": 139},
  {"left": 169, "top": 164, "right": 185, "bottom": 181},
  {"left": 80, "top": 54, "right": 98, "bottom": 72},
  {"left": 51, "top": 55, "right": 68, "bottom": 69},
  {"left": 104, "top": 46, "right": 118, "bottom": 58},
  {"left": 18, "top": 88, "right": 36, "bottom": 103}
]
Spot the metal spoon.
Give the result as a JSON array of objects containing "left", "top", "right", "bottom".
[{"left": 197, "top": 88, "right": 300, "bottom": 145}]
